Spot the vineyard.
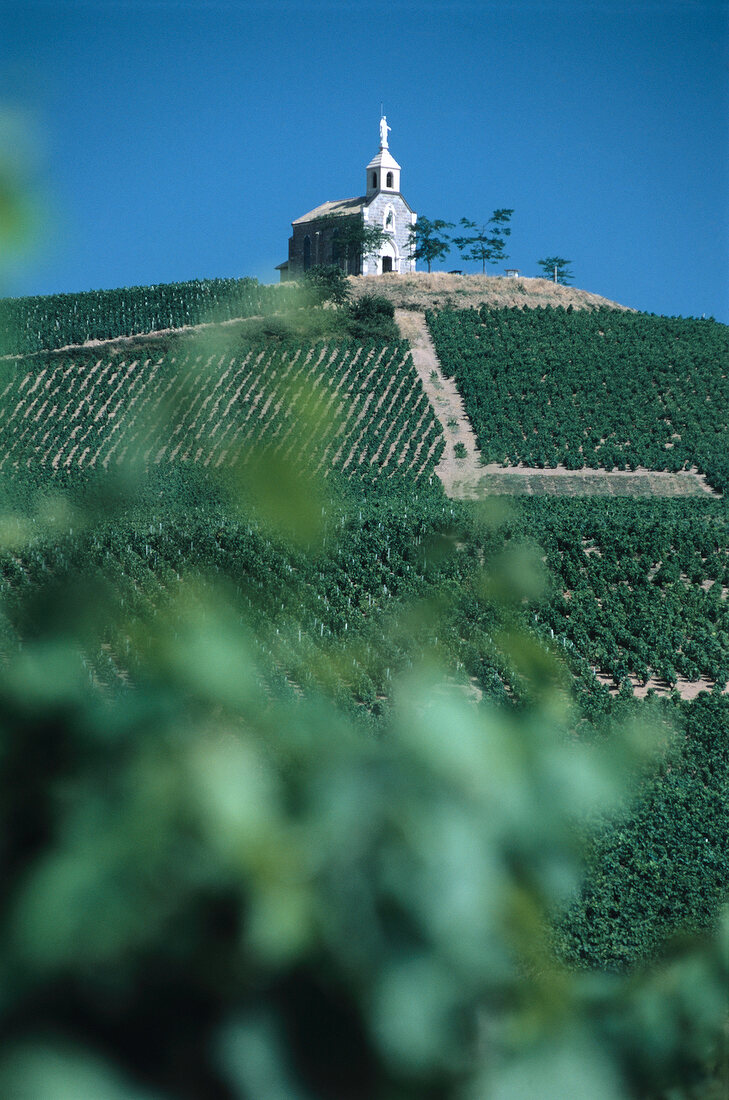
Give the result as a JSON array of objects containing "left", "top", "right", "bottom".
[
  {"left": 0, "top": 276, "right": 299, "bottom": 356},
  {"left": 0, "top": 494, "right": 494, "bottom": 707},
  {"left": 0, "top": 338, "right": 444, "bottom": 485},
  {"left": 0, "top": 490, "right": 727, "bottom": 979},
  {"left": 6, "top": 488, "right": 728, "bottom": 710},
  {"left": 427, "top": 305, "right": 729, "bottom": 493},
  {"left": 1, "top": 278, "right": 728, "bottom": 1092},
  {"left": 518, "top": 496, "right": 729, "bottom": 690}
]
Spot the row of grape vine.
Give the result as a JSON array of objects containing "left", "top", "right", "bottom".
[{"left": 0, "top": 338, "right": 444, "bottom": 484}]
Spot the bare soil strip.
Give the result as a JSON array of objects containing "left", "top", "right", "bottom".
[
  {"left": 594, "top": 668, "right": 728, "bottom": 702},
  {"left": 394, "top": 309, "right": 481, "bottom": 493}
]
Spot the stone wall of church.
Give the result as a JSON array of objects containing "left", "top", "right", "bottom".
[
  {"left": 288, "top": 216, "right": 361, "bottom": 277},
  {"left": 362, "top": 193, "right": 416, "bottom": 275}
]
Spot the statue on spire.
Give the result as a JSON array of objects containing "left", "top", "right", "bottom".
[{"left": 379, "top": 115, "right": 391, "bottom": 148}]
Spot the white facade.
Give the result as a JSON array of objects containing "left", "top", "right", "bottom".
[{"left": 362, "top": 118, "right": 416, "bottom": 276}]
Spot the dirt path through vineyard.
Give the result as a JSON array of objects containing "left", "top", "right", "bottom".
[
  {"left": 396, "top": 310, "right": 719, "bottom": 500},
  {"left": 394, "top": 309, "right": 482, "bottom": 494},
  {"left": 0, "top": 313, "right": 268, "bottom": 362}
]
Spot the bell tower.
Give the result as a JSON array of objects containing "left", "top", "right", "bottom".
[{"left": 366, "top": 115, "right": 402, "bottom": 196}]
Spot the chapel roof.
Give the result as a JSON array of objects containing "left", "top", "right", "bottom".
[{"left": 292, "top": 196, "right": 366, "bottom": 225}]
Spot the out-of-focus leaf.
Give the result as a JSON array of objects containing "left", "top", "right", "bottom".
[
  {"left": 372, "top": 955, "right": 460, "bottom": 1071},
  {"left": 473, "top": 1032, "right": 624, "bottom": 1100},
  {"left": 0, "top": 1044, "right": 160, "bottom": 1100},
  {"left": 217, "top": 1015, "right": 311, "bottom": 1100}
]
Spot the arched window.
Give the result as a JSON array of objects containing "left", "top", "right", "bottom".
[
  {"left": 386, "top": 171, "right": 393, "bottom": 188},
  {"left": 303, "top": 235, "right": 311, "bottom": 270},
  {"left": 372, "top": 172, "right": 378, "bottom": 189}
]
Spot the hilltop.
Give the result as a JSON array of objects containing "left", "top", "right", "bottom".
[{"left": 346, "top": 271, "right": 630, "bottom": 313}]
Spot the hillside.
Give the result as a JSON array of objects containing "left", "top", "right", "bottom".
[
  {"left": 0, "top": 275, "right": 727, "bottom": 1095},
  {"left": 1, "top": 275, "right": 727, "bottom": 704},
  {"left": 1, "top": 272, "right": 625, "bottom": 362},
  {"left": 2, "top": 276, "right": 725, "bottom": 500}
]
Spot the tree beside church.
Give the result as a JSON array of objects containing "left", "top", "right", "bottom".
[{"left": 277, "top": 117, "right": 417, "bottom": 281}]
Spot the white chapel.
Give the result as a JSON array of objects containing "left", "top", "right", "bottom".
[{"left": 277, "top": 117, "right": 417, "bottom": 280}]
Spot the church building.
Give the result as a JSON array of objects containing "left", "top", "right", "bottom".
[{"left": 277, "top": 117, "right": 417, "bottom": 280}]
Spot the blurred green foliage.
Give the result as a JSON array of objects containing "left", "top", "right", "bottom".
[
  {"left": 0, "top": 455, "right": 727, "bottom": 1097},
  {"left": 0, "top": 109, "right": 40, "bottom": 269}
]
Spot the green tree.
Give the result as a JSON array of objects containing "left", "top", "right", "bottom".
[
  {"left": 407, "top": 216, "right": 454, "bottom": 272},
  {"left": 300, "top": 264, "right": 351, "bottom": 306},
  {"left": 537, "top": 255, "right": 574, "bottom": 284},
  {"left": 453, "top": 209, "right": 513, "bottom": 273},
  {"left": 334, "top": 219, "right": 389, "bottom": 275}
]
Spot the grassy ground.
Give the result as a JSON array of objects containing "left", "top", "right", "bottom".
[
  {"left": 347, "top": 271, "right": 629, "bottom": 313},
  {"left": 456, "top": 468, "right": 715, "bottom": 498}
]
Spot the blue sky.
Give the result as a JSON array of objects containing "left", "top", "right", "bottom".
[{"left": 2, "top": 0, "right": 727, "bottom": 320}]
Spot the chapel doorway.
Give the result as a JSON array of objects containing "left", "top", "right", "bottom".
[{"left": 382, "top": 256, "right": 393, "bottom": 273}]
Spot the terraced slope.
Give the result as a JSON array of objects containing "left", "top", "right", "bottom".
[
  {"left": 427, "top": 305, "right": 729, "bottom": 494},
  {"left": 0, "top": 339, "right": 444, "bottom": 484}
]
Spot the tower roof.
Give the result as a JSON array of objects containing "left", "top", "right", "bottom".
[{"left": 365, "top": 147, "right": 401, "bottom": 173}]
